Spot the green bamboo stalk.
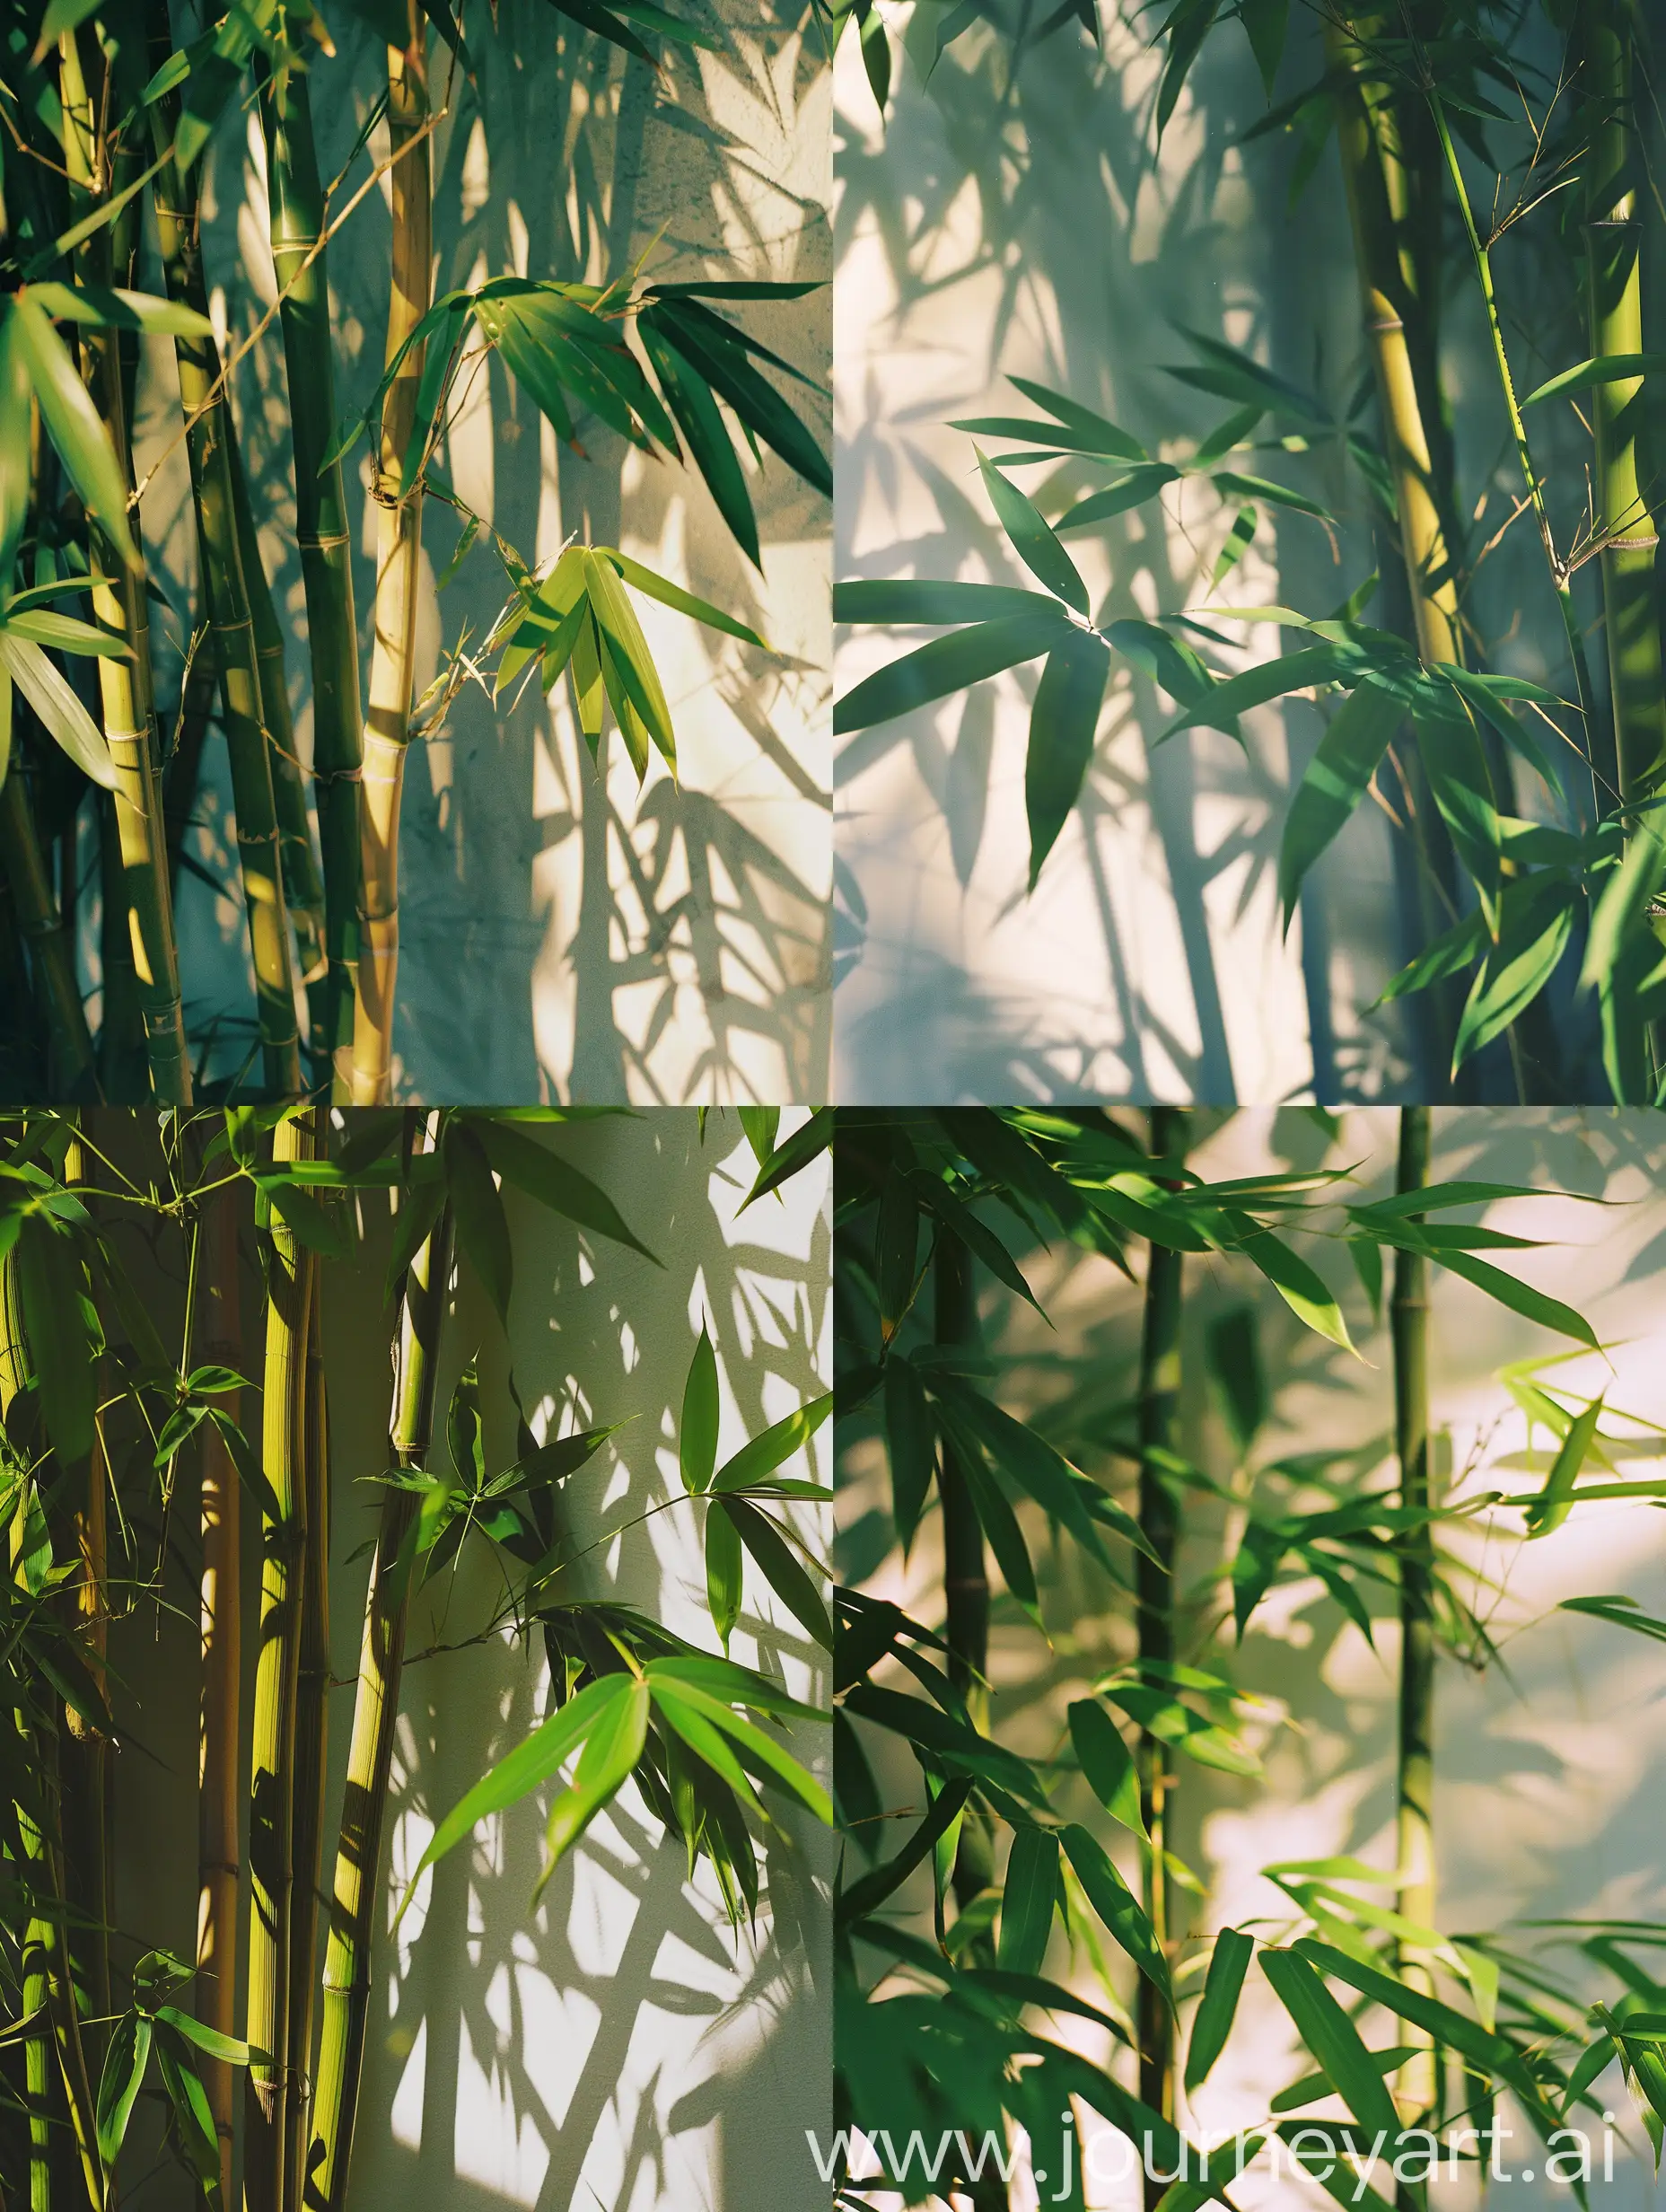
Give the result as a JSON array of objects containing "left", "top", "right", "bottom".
[
  {"left": 0, "top": 767, "right": 99, "bottom": 1099},
  {"left": 257, "top": 57, "right": 365, "bottom": 1099},
  {"left": 933, "top": 1228, "right": 993, "bottom": 1915},
  {"left": 148, "top": 78, "right": 303, "bottom": 1099},
  {"left": 57, "top": 27, "right": 192, "bottom": 1109},
  {"left": 284, "top": 1288, "right": 329, "bottom": 2212},
  {"left": 224, "top": 418, "right": 330, "bottom": 1021},
  {"left": 1136, "top": 1105, "right": 1185, "bottom": 2197},
  {"left": 244, "top": 1110, "right": 319, "bottom": 2212},
  {"left": 305, "top": 1129, "right": 452, "bottom": 2208},
  {"left": 351, "top": 18, "right": 434, "bottom": 1105},
  {"left": 1585, "top": 0, "right": 1666, "bottom": 807},
  {"left": 21, "top": 1800, "right": 54, "bottom": 2212},
  {"left": 198, "top": 1180, "right": 244, "bottom": 2205},
  {"left": 1390, "top": 1105, "right": 1437, "bottom": 2148}
]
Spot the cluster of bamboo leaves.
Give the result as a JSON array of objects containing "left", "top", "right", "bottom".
[
  {"left": 832, "top": 1105, "right": 1666, "bottom": 2208},
  {"left": 0, "top": 1102, "right": 831, "bottom": 2208},
  {"left": 836, "top": 0, "right": 1665, "bottom": 1105},
  {"left": 0, "top": 0, "right": 829, "bottom": 1108}
]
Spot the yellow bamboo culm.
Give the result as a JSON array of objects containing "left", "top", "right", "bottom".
[
  {"left": 351, "top": 13, "right": 434, "bottom": 1105},
  {"left": 198, "top": 1182, "right": 244, "bottom": 2207}
]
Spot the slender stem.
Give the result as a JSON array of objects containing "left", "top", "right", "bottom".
[
  {"left": 1585, "top": 0, "right": 1666, "bottom": 807},
  {"left": 57, "top": 28, "right": 191, "bottom": 1107},
  {"left": 351, "top": 17, "right": 434, "bottom": 1105},
  {"left": 148, "top": 73, "right": 302, "bottom": 1098},
  {"left": 1136, "top": 1105, "right": 1185, "bottom": 2193},
  {"left": 0, "top": 767, "right": 99, "bottom": 1099},
  {"left": 256, "top": 57, "right": 364, "bottom": 1098},
  {"left": 198, "top": 1181, "right": 244, "bottom": 2206},
  {"left": 1427, "top": 90, "right": 1602, "bottom": 750},
  {"left": 243, "top": 1111, "right": 319, "bottom": 2212},
  {"left": 162, "top": 628, "right": 219, "bottom": 897},
  {"left": 933, "top": 1228, "right": 993, "bottom": 1916},
  {"left": 284, "top": 1288, "right": 330, "bottom": 2212},
  {"left": 1391, "top": 1106, "right": 1437, "bottom": 2146},
  {"left": 306, "top": 1128, "right": 452, "bottom": 2209}
]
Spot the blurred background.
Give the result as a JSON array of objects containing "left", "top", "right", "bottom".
[
  {"left": 832, "top": 6, "right": 1658, "bottom": 1106},
  {"left": 143, "top": 1, "right": 830, "bottom": 1102},
  {"left": 836, "top": 1106, "right": 1666, "bottom": 2207}
]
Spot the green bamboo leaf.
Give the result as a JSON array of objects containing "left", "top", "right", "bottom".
[
  {"left": 884, "top": 1355, "right": 935, "bottom": 1553},
  {"left": 1054, "top": 464, "right": 1183, "bottom": 529},
  {"left": 537, "top": 1677, "right": 651, "bottom": 1896},
  {"left": 646, "top": 1652, "right": 827, "bottom": 1726},
  {"left": 720, "top": 1494, "right": 833, "bottom": 1647},
  {"left": 10, "top": 294, "right": 138, "bottom": 568},
  {"left": 1522, "top": 353, "right": 1666, "bottom": 406},
  {"left": 1293, "top": 1938, "right": 1533, "bottom": 2094},
  {"left": 443, "top": 1124, "right": 513, "bottom": 1326},
  {"left": 648, "top": 1672, "right": 831, "bottom": 1819},
  {"left": 1425, "top": 1247, "right": 1599, "bottom": 1350},
  {"left": 471, "top": 1117, "right": 658, "bottom": 1261},
  {"left": 1415, "top": 696, "right": 1501, "bottom": 902},
  {"left": 0, "top": 668, "right": 12, "bottom": 790},
  {"left": 998, "top": 1825, "right": 1060, "bottom": 1976},
  {"left": 393, "top": 1674, "right": 628, "bottom": 1928},
  {"left": 875, "top": 1163, "right": 920, "bottom": 1342},
  {"left": 17, "top": 1212, "right": 94, "bottom": 1462},
  {"left": 1100, "top": 1680, "right": 1259, "bottom": 1775},
  {"left": 257, "top": 1179, "right": 353, "bottom": 1264},
  {"left": 833, "top": 579, "right": 1061, "bottom": 624},
  {"left": 24, "top": 279, "right": 212, "bottom": 338},
  {"left": 0, "top": 313, "right": 31, "bottom": 597},
  {"left": 739, "top": 1105, "right": 833, "bottom": 1207},
  {"left": 953, "top": 416, "right": 1149, "bottom": 462},
  {"left": 151, "top": 2007, "right": 250, "bottom": 2066},
  {"left": 154, "top": 2028, "right": 224, "bottom": 2202},
  {"left": 1451, "top": 882, "right": 1576, "bottom": 1075},
  {"left": 1104, "top": 618, "right": 1213, "bottom": 706},
  {"left": 637, "top": 317, "right": 760, "bottom": 566},
  {"left": 1261, "top": 1946, "right": 1400, "bottom": 2143},
  {"left": 1005, "top": 377, "right": 1148, "bottom": 459},
  {"left": 711, "top": 1391, "right": 833, "bottom": 1492},
  {"left": 930, "top": 1374, "right": 1110, "bottom": 1566},
  {"left": 583, "top": 546, "right": 677, "bottom": 764},
  {"left": 1186, "top": 1927, "right": 1255, "bottom": 2092},
  {"left": 643, "top": 299, "right": 830, "bottom": 497},
  {"left": 835, "top": 610, "right": 1070, "bottom": 734},
  {"left": 706, "top": 1497, "right": 742, "bottom": 1647},
  {"left": 606, "top": 549, "right": 768, "bottom": 649},
  {"left": 96, "top": 2011, "right": 153, "bottom": 2165},
  {"left": 1560, "top": 1592, "right": 1666, "bottom": 1642},
  {"left": 839, "top": 1681, "right": 1045, "bottom": 1802},
  {"left": 1209, "top": 468, "right": 1331, "bottom": 520},
  {"left": 1162, "top": 643, "right": 1358, "bottom": 742},
  {"left": 1067, "top": 1698, "right": 1145, "bottom": 1837},
  {"left": 34, "top": 0, "right": 104, "bottom": 52},
  {"left": 680, "top": 1325, "right": 720, "bottom": 1493},
  {"left": 3, "top": 608, "right": 128, "bottom": 657},
  {"left": 1240, "top": 1230, "right": 1355, "bottom": 1353},
  {"left": 911, "top": 1172, "right": 1045, "bottom": 1316},
  {"left": 975, "top": 447, "right": 1090, "bottom": 613},
  {"left": 1523, "top": 1396, "right": 1604, "bottom": 1538},
  {"left": 1059, "top": 1824, "right": 1172, "bottom": 2007},
  {"left": 0, "top": 634, "right": 118, "bottom": 789},
  {"left": 1026, "top": 628, "right": 1109, "bottom": 888},
  {"left": 1212, "top": 503, "right": 1258, "bottom": 585},
  {"left": 837, "top": 1775, "right": 975, "bottom": 1925},
  {"left": 1276, "top": 677, "right": 1404, "bottom": 928}
]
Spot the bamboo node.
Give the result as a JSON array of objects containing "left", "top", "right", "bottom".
[{"left": 1366, "top": 314, "right": 1404, "bottom": 333}]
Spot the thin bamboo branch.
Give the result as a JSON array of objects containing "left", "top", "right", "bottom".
[
  {"left": 256, "top": 59, "right": 364, "bottom": 1101},
  {"left": 1136, "top": 1104, "right": 1185, "bottom": 2199},
  {"left": 351, "top": 16, "right": 434, "bottom": 1105},
  {"left": 198, "top": 1180, "right": 243, "bottom": 2206},
  {"left": 57, "top": 28, "right": 190, "bottom": 1107},
  {"left": 243, "top": 1110, "right": 319, "bottom": 2212},
  {"left": 162, "top": 627, "right": 217, "bottom": 898},
  {"left": 148, "top": 83, "right": 302, "bottom": 1099},
  {"left": 306, "top": 1124, "right": 452, "bottom": 2209}
]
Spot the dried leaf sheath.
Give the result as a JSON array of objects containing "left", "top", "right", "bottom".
[{"left": 352, "top": 21, "right": 434, "bottom": 1105}]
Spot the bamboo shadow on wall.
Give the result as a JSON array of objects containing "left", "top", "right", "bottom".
[{"left": 346, "top": 1117, "right": 829, "bottom": 2209}]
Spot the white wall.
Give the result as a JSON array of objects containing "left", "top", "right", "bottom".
[
  {"left": 137, "top": 0, "right": 830, "bottom": 1103},
  {"left": 838, "top": 1108, "right": 1666, "bottom": 2208},
  {"left": 117, "top": 1110, "right": 831, "bottom": 2211}
]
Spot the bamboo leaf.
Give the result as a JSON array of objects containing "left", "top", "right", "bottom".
[
  {"left": 711, "top": 1391, "right": 833, "bottom": 1492},
  {"left": 997, "top": 1825, "right": 1059, "bottom": 1976},
  {"left": 24, "top": 279, "right": 212, "bottom": 338},
  {"left": 1052, "top": 464, "right": 1184, "bottom": 529},
  {"left": 975, "top": 448, "right": 1090, "bottom": 613},
  {"left": 648, "top": 1672, "right": 832, "bottom": 1819},
  {"left": 833, "top": 579, "right": 1061, "bottom": 624},
  {"left": 1261, "top": 1946, "right": 1400, "bottom": 2143},
  {"left": 9, "top": 294, "right": 138, "bottom": 567},
  {"left": 1026, "top": 627, "right": 1109, "bottom": 887},
  {"left": 1162, "top": 644, "right": 1358, "bottom": 742},
  {"left": 1276, "top": 677, "right": 1403, "bottom": 928},
  {"left": 1560, "top": 1592, "right": 1666, "bottom": 1642},
  {"left": 606, "top": 549, "right": 768, "bottom": 649},
  {"left": 1451, "top": 882, "right": 1576, "bottom": 1075},
  {"left": 154, "top": 2029, "right": 224, "bottom": 2203},
  {"left": 884, "top": 1355, "right": 935, "bottom": 1553},
  {"left": 637, "top": 318, "right": 759, "bottom": 566},
  {"left": 739, "top": 1106, "right": 833, "bottom": 1207},
  {"left": 1067, "top": 1698, "right": 1145, "bottom": 1837},
  {"left": 17, "top": 1213, "right": 94, "bottom": 1462},
  {"left": 706, "top": 1497, "right": 742, "bottom": 1648},
  {"left": 0, "top": 313, "right": 31, "bottom": 596},
  {"left": 1522, "top": 353, "right": 1666, "bottom": 405},
  {"left": 3, "top": 608, "right": 129, "bottom": 656},
  {"left": 1186, "top": 1927, "right": 1255, "bottom": 2091},
  {"left": 1059, "top": 1824, "right": 1172, "bottom": 2007},
  {"left": 471, "top": 1117, "right": 659, "bottom": 1261},
  {"left": 720, "top": 1494, "right": 833, "bottom": 1647},
  {"left": 836, "top": 610, "right": 1070, "bottom": 734},
  {"left": 680, "top": 1325, "right": 720, "bottom": 1493},
  {"left": 537, "top": 1676, "right": 652, "bottom": 1895},
  {"left": 1523, "top": 1397, "right": 1604, "bottom": 1537},
  {"left": 443, "top": 1125, "right": 513, "bottom": 1326},
  {"left": 0, "top": 635, "right": 117, "bottom": 789},
  {"left": 96, "top": 2011, "right": 152, "bottom": 2165},
  {"left": 1240, "top": 1230, "right": 1355, "bottom": 1353}
]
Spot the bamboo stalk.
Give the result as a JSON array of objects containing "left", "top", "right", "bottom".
[
  {"left": 1136, "top": 1105, "right": 1185, "bottom": 2197},
  {"left": 1585, "top": 0, "right": 1666, "bottom": 808},
  {"left": 0, "top": 766, "right": 99, "bottom": 1099},
  {"left": 933, "top": 1228, "right": 993, "bottom": 1915},
  {"left": 57, "top": 27, "right": 192, "bottom": 1109},
  {"left": 148, "top": 80, "right": 303, "bottom": 1100},
  {"left": 198, "top": 1180, "right": 244, "bottom": 2206},
  {"left": 284, "top": 1287, "right": 330, "bottom": 2212},
  {"left": 224, "top": 419, "right": 330, "bottom": 1019},
  {"left": 1390, "top": 1105, "right": 1437, "bottom": 2146},
  {"left": 306, "top": 1130, "right": 452, "bottom": 2209},
  {"left": 243, "top": 1110, "right": 319, "bottom": 2212},
  {"left": 351, "top": 17, "right": 434, "bottom": 1105},
  {"left": 257, "top": 57, "right": 365, "bottom": 1100}
]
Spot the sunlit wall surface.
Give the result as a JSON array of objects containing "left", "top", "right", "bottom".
[
  {"left": 833, "top": 8, "right": 1584, "bottom": 1106},
  {"left": 118, "top": 1114, "right": 830, "bottom": 2209},
  {"left": 837, "top": 1109, "right": 1666, "bottom": 2207},
  {"left": 135, "top": 1, "right": 830, "bottom": 1103}
]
